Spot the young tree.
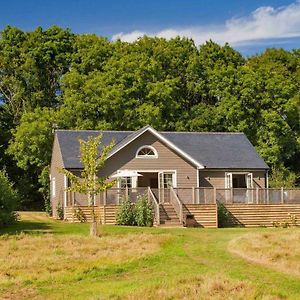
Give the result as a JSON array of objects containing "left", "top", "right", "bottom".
[{"left": 61, "top": 135, "right": 115, "bottom": 236}]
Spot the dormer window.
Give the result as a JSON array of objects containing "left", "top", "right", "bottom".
[{"left": 136, "top": 145, "right": 158, "bottom": 158}]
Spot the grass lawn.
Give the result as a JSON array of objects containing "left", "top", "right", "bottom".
[{"left": 1, "top": 212, "right": 300, "bottom": 299}]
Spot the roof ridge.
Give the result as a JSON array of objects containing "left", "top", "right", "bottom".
[
  {"left": 56, "top": 129, "right": 134, "bottom": 133},
  {"left": 161, "top": 131, "right": 244, "bottom": 135},
  {"left": 56, "top": 129, "right": 243, "bottom": 135}
]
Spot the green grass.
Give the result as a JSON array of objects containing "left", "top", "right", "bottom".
[{"left": 1, "top": 212, "right": 300, "bottom": 299}]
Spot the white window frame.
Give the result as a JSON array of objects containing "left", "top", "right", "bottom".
[
  {"left": 118, "top": 176, "right": 134, "bottom": 188},
  {"left": 136, "top": 145, "right": 158, "bottom": 159},
  {"left": 225, "top": 172, "right": 253, "bottom": 188},
  {"left": 52, "top": 177, "right": 56, "bottom": 198}
]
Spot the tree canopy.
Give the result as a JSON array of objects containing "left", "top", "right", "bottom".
[{"left": 0, "top": 26, "right": 299, "bottom": 209}]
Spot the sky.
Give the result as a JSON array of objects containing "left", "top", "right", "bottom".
[{"left": 1, "top": 0, "right": 300, "bottom": 55}]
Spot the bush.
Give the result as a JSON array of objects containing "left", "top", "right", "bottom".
[
  {"left": 134, "top": 194, "right": 153, "bottom": 226},
  {"left": 0, "top": 169, "right": 19, "bottom": 226},
  {"left": 116, "top": 197, "right": 135, "bottom": 225},
  {"left": 73, "top": 207, "right": 87, "bottom": 223},
  {"left": 38, "top": 166, "right": 52, "bottom": 215},
  {"left": 56, "top": 204, "right": 64, "bottom": 220},
  {"left": 217, "top": 203, "right": 230, "bottom": 228}
]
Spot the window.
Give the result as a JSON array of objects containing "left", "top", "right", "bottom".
[
  {"left": 120, "top": 177, "right": 132, "bottom": 188},
  {"left": 163, "top": 173, "right": 173, "bottom": 188},
  {"left": 136, "top": 146, "right": 158, "bottom": 158},
  {"left": 52, "top": 177, "right": 56, "bottom": 198}
]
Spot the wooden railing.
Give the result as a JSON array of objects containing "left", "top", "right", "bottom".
[
  {"left": 66, "top": 187, "right": 300, "bottom": 207},
  {"left": 148, "top": 187, "right": 160, "bottom": 225},
  {"left": 170, "top": 187, "right": 183, "bottom": 224},
  {"left": 216, "top": 188, "right": 300, "bottom": 204}
]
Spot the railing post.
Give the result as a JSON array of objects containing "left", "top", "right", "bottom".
[
  {"left": 281, "top": 187, "right": 284, "bottom": 204},
  {"left": 192, "top": 187, "right": 195, "bottom": 204},
  {"left": 256, "top": 188, "right": 259, "bottom": 204},
  {"left": 103, "top": 190, "right": 107, "bottom": 205},
  {"left": 213, "top": 187, "right": 217, "bottom": 204},
  {"left": 230, "top": 188, "right": 233, "bottom": 204}
]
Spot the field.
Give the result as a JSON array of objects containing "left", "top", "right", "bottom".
[{"left": 0, "top": 212, "right": 300, "bottom": 299}]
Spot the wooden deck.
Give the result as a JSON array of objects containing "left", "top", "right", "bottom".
[{"left": 63, "top": 187, "right": 300, "bottom": 228}]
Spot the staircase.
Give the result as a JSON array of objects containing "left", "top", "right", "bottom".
[{"left": 159, "top": 203, "right": 182, "bottom": 227}]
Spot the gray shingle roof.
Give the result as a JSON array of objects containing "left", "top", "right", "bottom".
[{"left": 55, "top": 128, "right": 268, "bottom": 169}]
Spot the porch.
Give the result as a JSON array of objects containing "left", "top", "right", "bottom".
[{"left": 63, "top": 187, "right": 300, "bottom": 228}]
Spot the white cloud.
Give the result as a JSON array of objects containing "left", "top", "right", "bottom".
[{"left": 112, "top": 1, "right": 300, "bottom": 46}]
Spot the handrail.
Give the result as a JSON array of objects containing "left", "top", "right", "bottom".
[
  {"left": 148, "top": 187, "right": 160, "bottom": 225},
  {"left": 170, "top": 187, "right": 183, "bottom": 224}
]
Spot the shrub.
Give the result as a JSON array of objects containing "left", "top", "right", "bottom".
[
  {"left": 134, "top": 194, "right": 153, "bottom": 227},
  {"left": 38, "top": 167, "right": 52, "bottom": 215},
  {"left": 73, "top": 207, "right": 87, "bottom": 223},
  {"left": 116, "top": 197, "right": 135, "bottom": 226},
  {"left": 56, "top": 204, "right": 64, "bottom": 220},
  {"left": 217, "top": 203, "right": 230, "bottom": 228},
  {"left": 0, "top": 169, "right": 19, "bottom": 226}
]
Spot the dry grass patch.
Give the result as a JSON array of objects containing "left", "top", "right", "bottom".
[
  {"left": 123, "top": 274, "right": 277, "bottom": 300},
  {"left": 0, "top": 232, "right": 170, "bottom": 287},
  {"left": 229, "top": 230, "right": 300, "bottom": 277}
]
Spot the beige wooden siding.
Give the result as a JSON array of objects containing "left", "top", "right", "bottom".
[
  {"left": 99, "top": 131, "right": 198, "bottom": 188},
  {"left": 199, "top": 170, "right": 266, "bottom": 188},
  {"left": 50, "top": 134, "right": 65, "bottom": 218},
  {"left": 222, "top": 204, "right": 300, "bottom": 227}
]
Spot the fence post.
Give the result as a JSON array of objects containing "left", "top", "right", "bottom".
[
  {"left": 281, "top": 187, "right": 284, "bottom": 204},
  {"left": 213, "top": 187, "right": 217, "bottom": 204}
]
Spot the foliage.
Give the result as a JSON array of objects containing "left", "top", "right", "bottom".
[
  {"left": 272, "top": 213, "right": 297, "bottom": 228},
  {"left": 39, "top": 166, "right": 51, "bottom": 215},
  {"left": 56, "top": 203, "right": 64, "bottom": 220},
  {"left": 116, "top": 197, "right": 135, "bottom": 226},
  {"left": 1, "top": 26, "right": 300, "bottom": 211},
  {"left": 73, "top": 207, "right": 87, "bottom": 223},
  {"left": 61, "top": 135, "right": 115, "bottom": 205},
  {"left": 134, "top": 194, "right": 154, "bottom": 227},
  {"left": 0, "top": 169, "right": 19, "bottom": 226},
  {"left": 269, "top": 165, "right": 298, "bottom": 188},
  {"left": 217, "top": 203, "right": 230, "bottom": 228}
]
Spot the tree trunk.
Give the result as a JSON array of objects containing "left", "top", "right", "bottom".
[
  {"left": 90, "top": 220, "right": 97, "bottom": 236},
  {"left": 88, "top": 191, "right": 98, "bottom": 236}
]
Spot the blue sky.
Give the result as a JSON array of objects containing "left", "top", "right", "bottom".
[{"left": 1, "top": 0, "right": 300, "bottom": 55}]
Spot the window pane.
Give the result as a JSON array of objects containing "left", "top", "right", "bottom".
[
  {"left": 163, "top": 173, "right": 173, "bottom": 188},
  {"left": 120, "top": 177, "right": 132, "bottom": 188}
]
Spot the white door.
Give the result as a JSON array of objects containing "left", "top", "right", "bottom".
[
  {"left": 225, "top": 173, "right": 232, "bottom": 188},
  {"left": 246, "top": 173, "right": 253, "bottom": 203},
  {"left": 158, "top": 172, "right": 175, "bottom": 203},
  {"left": 225, "top": 173, "right": 232, "bottom": 203}
]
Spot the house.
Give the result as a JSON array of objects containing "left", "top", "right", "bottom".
[{"left": 50, "top": 125, "right": 269, "bottom": 227}]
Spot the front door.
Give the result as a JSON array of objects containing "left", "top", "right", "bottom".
[{"left": 158, "top": 172, "right": 175, "bottom": 203}]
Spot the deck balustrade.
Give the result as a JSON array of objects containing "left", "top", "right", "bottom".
[{"left": 66, "top": 187, "right": 300, "bottom": 206}]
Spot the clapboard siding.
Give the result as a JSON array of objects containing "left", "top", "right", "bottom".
[
  {"left": 223, "top": 204, "right": 300, "bottom": 227},
  {"left": 199, "top": 170, "right": 266, "bottom": 188},
  {"left": 50, "top": 135, "right": 65, "bottom": 218},
  {"left": 99, "top": 131, "right": 198, "bottom": 188},
  {"left": 184, "top": 204, "right": 218, "bottom": 228}
]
